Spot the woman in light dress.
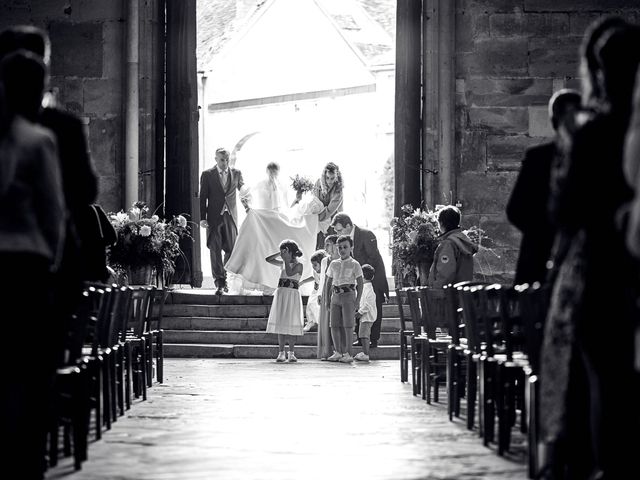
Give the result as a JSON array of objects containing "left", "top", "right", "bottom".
[{"left": 265, "top": 240, "right": 305, "bottom": 362}]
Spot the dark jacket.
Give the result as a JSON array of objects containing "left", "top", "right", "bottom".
[
  {"left": 427, "top": 228, "right": 477, "bottom": 288},
  {"left": 506, "top": 141, "right": 557, "bottom": 284},
  {"left": 199, "top": 166, "right": 245, "bottom": 228},
  {"left": 352, "top": 225, "right": 389, "bottom": 297}
]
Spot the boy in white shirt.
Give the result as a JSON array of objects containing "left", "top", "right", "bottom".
[
  {"left": 354, "top": 264, "right": 377, "bottom": 362},
  {"left": 325, "top": 235, "right": 363, "bottom": 363}
]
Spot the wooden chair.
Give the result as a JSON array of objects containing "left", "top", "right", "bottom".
[
  {"left": 124, "top": 287, "right": 151, "bottom": 401},
  {"left": 49, "top": 290, "right": 98, "bottom": 470},
  {"left": 443, "top": 283, "right": 465, "bottom": 420},
  {"left": 406, "top": 289, "right": 424, "bottom": 396},
  {"left": 494, "top": 284, "right": 528, "bottom": 456},
  {"left": 457, "top": 283, "right": 487, "bottom": 432},
  {"left": 516, "top": 282, "right": 550, "bottom": 478},
  {"left": 396, "top": 287, "right": 415, "bottom": 383},
  {"left": 417, "top": 287, "right": 450, "bottom": 404},
  {"left": 144, "top": 286, "right": 166, "bottom": 384}
]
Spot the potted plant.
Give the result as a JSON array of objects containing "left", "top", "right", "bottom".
[
  {"left": 107, "top": 201, "right": 193, "bottom": 286},
  {"left": 390, "top": 204, "right": 440, "bottom": 287}
]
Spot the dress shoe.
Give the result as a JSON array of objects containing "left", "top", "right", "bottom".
[
  {"left": 370, "top": 341, "right": 378, "bottom": 348},
  {"left": 352, "top": 339, "right": 362, "bottom": 347},
  {"left": 215, "top": 287, "right": 224, "bottom": 296}
]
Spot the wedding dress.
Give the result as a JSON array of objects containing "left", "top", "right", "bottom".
[{"left": 225, "top": 182, "right": 323, "bottom": 291}]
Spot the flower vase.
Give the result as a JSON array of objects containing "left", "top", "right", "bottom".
[
  {"left": 127, "top": 265, "right": 154, "bottom": 285},
  {"left": 418, "top": 261, "right": 432, "bottom": 286}
]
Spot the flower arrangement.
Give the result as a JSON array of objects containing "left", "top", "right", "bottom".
[
  {"left": 391, "top": 204, "right": 489, "bottom": 287},
  {"left": 391, "top": 204, "right": 440, "bottom": 286},
  {"left": 107, "top": 201, "right": 193, "bottom": 278},
  {"left": 290, "top": 174, "right": 315, "bottom": 195}
]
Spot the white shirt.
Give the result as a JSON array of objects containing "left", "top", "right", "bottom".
[
  {"left": 327, "top": 256, "right": 363, "bottom": 286},
  {"left": 358, "top": 282, "right": 377, "bottom": 323}
]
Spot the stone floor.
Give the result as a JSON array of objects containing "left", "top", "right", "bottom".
[{"left": 46, "top": 359, "right": 527, "bottom": 480}]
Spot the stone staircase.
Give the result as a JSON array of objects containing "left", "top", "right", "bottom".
[{"left": 163, "top": 290, "right": 406, "bottom": 359}]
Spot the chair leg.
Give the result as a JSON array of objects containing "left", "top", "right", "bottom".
[
  {"left": 157, "top": 330, "right": 164, "bottom": 383},
  {"left": 455, "top": 350, "right": 465, "bottom": 417},
  {"left": 400, "top": 338, "right": 407, "bottom": 383},
  {"left": 482, "top": 359, "right": 496, "bottom": 446},
  {"left": 101, "top": 352, "right": 112, "bottom": 430},
  {"left": 466, "top": 358, "right": 477, "bottom": 430},
  {"left": 447, "top": 347, "right": 455, "bottom": 420},
  {"left": 526, "top": 374, "right": 540, "bottom": 479}
]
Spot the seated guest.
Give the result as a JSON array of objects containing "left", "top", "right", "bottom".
[{"left": 427, "top": 206, "right": 477, "bottom": 288}]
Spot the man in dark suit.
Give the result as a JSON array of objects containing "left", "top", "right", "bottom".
[
  {"left": 331, "top": 212, "right": 389, "bottom": 348},
  {"left": 506, "top": 89, "right": 581, "bottom": 285},
  {"left": 200, "top": 147, "right": 249, "bottom": 294}
]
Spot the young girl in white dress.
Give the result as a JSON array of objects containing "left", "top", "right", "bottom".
[{"left": 265, "top": 239, "right": 305, "bottom": 362}]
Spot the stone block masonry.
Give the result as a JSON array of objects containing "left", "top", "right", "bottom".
[{"left": 453, "top": 0, "right": 640, "bottom": 281}]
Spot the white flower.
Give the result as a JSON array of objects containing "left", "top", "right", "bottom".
[
  {"left": 140, "top": 225, "right": 152, "bottom": 237},
  {"left": 177, "top": 215, "right": 187, "bottom": 227},
  {"left": 151, "top": 215, "right": 159, "bottom": 222}
]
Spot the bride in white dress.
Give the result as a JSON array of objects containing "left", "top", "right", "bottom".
[{"left": 225, "top": 162, "right": 322, "bottom": 292}]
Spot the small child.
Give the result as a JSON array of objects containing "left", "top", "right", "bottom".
[
  {"left": 325, "top": 235, "right": 363, "bottom": 363},
  {"left": 303, "top": 250, "right": 327, "bottom": 332},
  {"left": 318, "top": 235, "right": 339, "bottom": 359},
  {"left": 354, "top": 264, "right": 378, "bottom": 362},
  {"left": 265, "top": 239, "right": 305, "bottom": 362}
]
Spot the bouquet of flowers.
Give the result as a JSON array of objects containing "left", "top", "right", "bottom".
[
  {"left": 290, "top": 174, "right": 315, "bottom": 195},
  {"left": 391, "top": 204, "right": 440, "bottom": 286},
  {"left": 107, "top": 201, "right": 193, "bottom": 277}
]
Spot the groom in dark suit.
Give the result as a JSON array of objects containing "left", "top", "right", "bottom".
[
  {"left": 331, "top": 212, "right": 389, "bottom": 348},
  {"left": 200, "top": 148, "right": 248, "bottom": 294}
]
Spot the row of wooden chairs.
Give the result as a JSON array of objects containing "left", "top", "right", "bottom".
[
  {"left": 397, "top": 281, "right": 549, "bottom": 478},
  {"left": 48, "top": 282, "right": 167, "bottom": 471}
]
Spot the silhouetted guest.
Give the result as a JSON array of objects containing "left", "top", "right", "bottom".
[
  {"left": 0, "top": 25, "right": 98, "bottom": 353},
  {"left": 506, "top": 89, "right": 581, "bottom": 285},
  {"left": 622, "top": 66, "right": 640, "bottom": 260},
  {"left": 0, "top": 50, "right": 65, "bottom": 480},
  {"left": 541, "top": 18, "right": 640, "bottom": 480}
]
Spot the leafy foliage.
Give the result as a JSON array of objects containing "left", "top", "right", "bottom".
[{"left": 107, "top": 201, "right": 193, "bottom": 275}]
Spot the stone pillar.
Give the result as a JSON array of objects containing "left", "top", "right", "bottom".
[
  {"left": 166, "top": 0, "right": 202, "bottom": 287},
  {"left": 423, "top": 0, "right": 455, "bottom": 208},
  {"left": 393, "top": 0, "right": 423, "bottom": 216}
]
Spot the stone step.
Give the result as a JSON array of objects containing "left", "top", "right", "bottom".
[
  {"left": 162, "top": 316, "right": 402, "bottom": 332},
  {"left": 164, "top": 343, "right": 399, "bottom": 360},
  {"left": 168, "top": 290, "right": 404, "bottom": 305},
  {"left": 164, "top": 330, "right": 399, "bottom": 346},
  {"left": 164, "top": 303, "right": 408, "bottom": 318}
]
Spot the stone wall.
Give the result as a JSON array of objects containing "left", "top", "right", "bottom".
[
  {"left": 453, "top": 0, "right": 640, "bottom": 282},
  {"left": 0, "top": 0, "right": 162, "bottom": 213}
]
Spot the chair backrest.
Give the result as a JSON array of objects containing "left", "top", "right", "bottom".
[
  {"left": 146, "top": 287, "right": 166, "bottom": 333},
  {"left": 62, "top": 290, "right": 98, "bottom": 365},
  {"left": 418, "top": 287, "right": 449, "bottom": 340},
  {"left": 516, "top": 282, "right": 550, "bottom": 373},
  {"left": 110, "top": 286, "right": 133, "bottom": 345},
  {"left": 457, "top": 284, "right": 486, "bottom": 353},
  {"left": 95, "top": 285, "right": 115, "bottom": 350},
  {"left": 396, "top": 287, "right": 414, "bottom": 333},
  {"left": 497, "top": 285, "right": 524, "bottom": 360},
  {"left": 443, "top": 284, "right": 462, "bottom": 344},
  {"left": 128, "top": 286, "right": 152, "bottom": 338},
  {"left": 406, "top": 288, "right": 423, "bottom": 335},
  {"left": 481, "top": 284, "right": 507, "bottom": 358}
]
